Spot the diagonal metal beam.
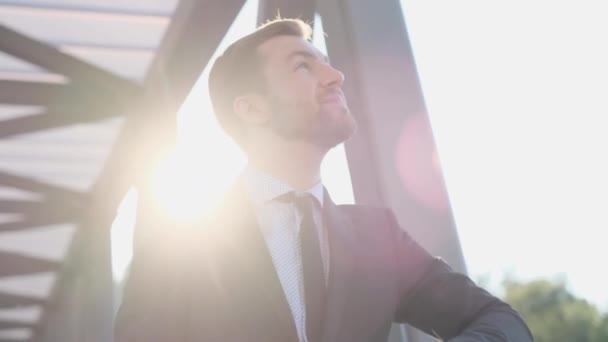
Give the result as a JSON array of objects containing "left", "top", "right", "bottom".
[
  {"left": 0, "top": 24, "right": 140, "bottom": 95},
  {"left": 0, "top": 293, "right": 45, "bottom": 308},
  {"left": 257, "top": 0, "right": 315, "bottom": 26},
  {"left": 0, "top": 320, "right": 36, "bottom": 330},
  {"left": 0, "top": 198, "right": 82, "bottom": 215},
  {"left": 0, "top": 27, "right": 143, "bottom": 137},
  {"left": 318, "top": 1, "right": 463, "bottom": 341},
  {"left": 0, "top": 199, "right": 47, "bottom": 214},
  {"left": 0, "top": 79, "right": 122, "bottom": 109},
  {"left": 82, "top": 0, "right": 250, "bottom": 220},
  {"left": 0, "top": 171, "right": 85, "bottom": 203},
  {"left": 0, "top": 252, "right": 60, "bottom": 277},
  {"left": 0, "top": 76, "right": 138, "bottom": 138},
  {"left": 0, "top": 173, "right": 84, "bottom": 232},
  {"left": 0, "top": 210, "right": 80, "bottom": 232},
  {"left": 0, "top": 80, "right": 66, "bottom": 106},
  {"left": 33, "top": 1, "right": 250, "bottom": 341},
  {"left": 0, "top": 106, "right": 123, "bottom": 139},
  {"left": 145, "top": 0, "right": 247, "bottom": 109},
  {"left": 32, "top": 1, "right": 248, "bottom": 341}
]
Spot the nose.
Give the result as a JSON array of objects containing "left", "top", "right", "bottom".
[{"left": 321, "top": 63, "right": 345, "bottom": 88}]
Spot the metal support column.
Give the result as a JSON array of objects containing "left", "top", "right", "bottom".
[
  {"left": 79, "top": 205, "right": 116, "bottom": 342},
  {"left": 257, "top": 0, "right": 315, "bottom": 26},
  {"left": 317, "top": 0, "right": 466, "bottom": 341}
]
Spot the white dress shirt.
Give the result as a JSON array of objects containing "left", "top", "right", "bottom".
[{"left": 243, "top": 166, "right": 330, "bottom": 342}]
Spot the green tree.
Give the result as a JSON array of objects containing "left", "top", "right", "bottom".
[{"left": 503, "top": 278, "right": 608, "bottom": 342}]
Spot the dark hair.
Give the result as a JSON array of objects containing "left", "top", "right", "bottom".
[{"left": 208, "top": 18, "right": 312, "bottom": 144}]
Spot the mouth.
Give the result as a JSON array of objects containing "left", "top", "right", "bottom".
[{"left": 319, "top": 91, "right": 345, "bottom": 105}]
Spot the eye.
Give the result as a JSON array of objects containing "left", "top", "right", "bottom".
[{"left": 294, "top": 61, "right": 310, "bottom": 71}]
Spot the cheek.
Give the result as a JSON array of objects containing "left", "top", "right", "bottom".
[{"left": 272, "top": 75, "right": 317, "bottom": 101}]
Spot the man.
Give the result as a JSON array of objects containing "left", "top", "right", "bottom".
[{"left": 115, "top": 19, "right": 533, "bottom": 342}]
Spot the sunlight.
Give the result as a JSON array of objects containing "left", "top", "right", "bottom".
[
  {"left": 110, "top": 0, "right": 258, "bottom": 283},
  {"left": 110, "top": 188, "right": 137, "bottom": 282},
  {"left": 150, "top": 5, "right": 355, "bottom": 221},
  {"left": 149, "top": 142, "right": 244, "bottom": 220},
  {"left": 111, "top": 0, "right": 356, "bottom": 285},
  {"left": 149, "top": 0, "right": 258, "bottom": 219}
]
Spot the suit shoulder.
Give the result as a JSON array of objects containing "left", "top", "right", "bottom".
[{"left": 338, "top": 204, "right": 398, "bottom": 237}]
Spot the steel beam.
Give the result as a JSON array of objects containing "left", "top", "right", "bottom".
[
  {"left": 0, "top": 107, "right": 121, "bottom": 139},
  {"left": 0, "top": 219, "right": 72, "bottom": 233},
  {"left": 0, "top": 171, "right": 84, "bottom": 203},
  {"left": 0, "top": 199, "right": 48, "bottom": 214},
  {"left": 257, "top": 0, "right": 315, "bottom": 25},
  {"left": 0, "top": 199, "right": 79, "bottom": 215},
  {"left": 0, "top": 208, "right": 80, "bottom": 233},
  {"left": 145, "top": 0, "right": 247, "bottom": 110},
  {"left": 318, "top": 0, "right": 465, "bottom": 341},
  {"left": 32, "top": 1, "right": 247, "bottom": 341},
  {"left": 0, "top": 80, "right": 65, "bottom": 106},
  {"left": 32, "top": 263, "right": 83, "bottom": 342},
  {"left": 0, "top": 25, "right": 139, "bottom": 94},
  {"left": 0, "top": 293, "right": 45, "bottom": 308},
  {"left": 0, "top": 252, "right": 60, "bottom": 277},
  {"left": 0, "top": 321, "right": 35, "bottom": 330},
  {"left": 0, "top": 80, "right": 138, "bottom": 138}
]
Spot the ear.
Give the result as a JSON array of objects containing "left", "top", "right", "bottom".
[{"left": 233, "top": 93, "right": 271, "bottom": 125}]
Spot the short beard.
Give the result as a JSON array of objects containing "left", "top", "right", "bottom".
[{"left": 269, "top": 103, "right": 357, "bottom": 149}]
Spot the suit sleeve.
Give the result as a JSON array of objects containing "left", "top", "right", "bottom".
[{"left": 387, "top": 210, "right": 534, "bottom": 341}]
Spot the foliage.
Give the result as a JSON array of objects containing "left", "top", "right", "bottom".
[{"left": 502, "top": 278, "right": 608, "bottom": 342}]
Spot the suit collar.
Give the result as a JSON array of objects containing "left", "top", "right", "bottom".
[{"left": 243, "top": 164, "right": 325, "bottom": 207}]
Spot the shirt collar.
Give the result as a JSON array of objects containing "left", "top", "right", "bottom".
[{"left": 244, "top": 164, "right": 324, "bottom": 207}]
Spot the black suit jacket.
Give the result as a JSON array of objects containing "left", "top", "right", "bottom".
[{"left": 115, "top": 179, "right": 532, "bottom": 341}]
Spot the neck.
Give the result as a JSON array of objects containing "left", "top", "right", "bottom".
[{"left": 247, "top": 140, "right": 327, "bottom": 191}]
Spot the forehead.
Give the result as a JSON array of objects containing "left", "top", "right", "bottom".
[{"left": 256, "top": 35, "right": 325, "bottom": 64}]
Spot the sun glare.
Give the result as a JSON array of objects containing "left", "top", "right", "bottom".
[
  {"left": 111, "top": 0, "right": 356, "bottom": 285},
  {"left": 149, "top": 143, "right": 244, "bottom": 221},
  {"left": 110, "top": 188, "right": 138, "bottom": 283}
]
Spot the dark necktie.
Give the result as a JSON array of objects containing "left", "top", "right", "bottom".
[{"left": 295, "top": 193, "right": 326, "bottom": 342}]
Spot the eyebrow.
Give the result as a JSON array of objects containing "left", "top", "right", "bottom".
[{"left": 286, "top": 50, "right": 329, "bottom": 64}]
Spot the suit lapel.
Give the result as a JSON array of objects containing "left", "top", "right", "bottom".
[
  {"left": 321, "top": 190, "right": 358, "bottom": 342},
  {"left": 209, "top": 178, "right": 298, "bottom": 341},
  {"left": 192, "top": 181, "right": 359, "bottom": 341}
]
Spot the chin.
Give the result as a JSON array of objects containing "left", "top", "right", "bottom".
[{"left": 314, "top": 118, "right": 357, "bottom": 149}]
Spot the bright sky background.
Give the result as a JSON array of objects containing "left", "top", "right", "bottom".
[
  {"left": 401, "top": 0, "right": 608, "bottom": 310},
  {"left": 112, "top": 0, "right": 608, "bottom": 311}
]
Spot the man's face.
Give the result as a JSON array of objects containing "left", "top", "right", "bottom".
[{"left": 255, "top": 35, "right": 357, "bottom": 148}]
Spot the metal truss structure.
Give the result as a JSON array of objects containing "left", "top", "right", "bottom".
[{"left": 0, "top": 1, "right": 462, "bottom": 341}]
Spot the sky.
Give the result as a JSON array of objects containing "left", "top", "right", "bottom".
[
  {"left": 112, "top": 0, "right": 608, "bottom": 311},
  {"left": 401, "top": 0, "right": 608, "bottom": 308}
]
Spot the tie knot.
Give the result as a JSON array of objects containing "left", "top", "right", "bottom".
[
  {"left": 276, "top": 191, "right": 315, "bottom": 213},
  {"left": 295, "top": 192, "right": 315, "bottom": 214}
]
